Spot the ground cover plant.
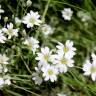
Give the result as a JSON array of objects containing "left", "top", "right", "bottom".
[{"left": 0, "top": 0, "right": 96, "bottom": 96}]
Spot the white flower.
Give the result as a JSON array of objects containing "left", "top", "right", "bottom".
[
  {"left": 0, "top": 65, "right": 3, "bottom": 73},
  {"left": 27, "top": 0, "right": 32, "bottom": 7},
  {"left": 2, "top": 23, "right": 19, "bottom": 39},
  {"left": 40, "top": 24, "right": 53, "bottom": 36},
  {"left": 36, "top": 47, "right": 53, "bottom": 63},
  {"left": 91, "top": 53, "right": 96, "bottom": 63},
  {"left": 61, "top": 8, "right": 73, "bottom": 21},
  {"left": 0, "top": 30, "right": 6, "bottom": 43},
  {"left": 0, "top": 5, "right": 4, "bottom": 19},
  {"left": 32, "top": 67, "right": 43, "bottom": 85},
  {"left": 54, "top": 54, "right": 74, "bottom": 73},
  {"left": 22, "top": 10, "right": 42, "bottom": 28},
  {"left": 0, "top": 64, "right": 8, "bottom": 73},
  {"left": 4, "top": 67, "right": 8, "bottom": 73},
  {"left": 32, "top": 73, "right": 43, "bottom": 85},
  {"left": 23, "top": 37, "right": 39, "bottom": 53},
  {"left": 15, "top": 17, "right": 21, "bottom": 26},
  {"left": 0, "top": 77, "right": 4, "bottom": 87},
  {"left": 83, "top": 53, "right": 96, "bottom": 81},
  {"left": 77, "top": 11, "right": 91, "bottom": 22},
  {"left": 0, "top": 76, "right": 11, "bottom": 88},
  {"left": 41, "top": 65, "right": 58, "bottom": 82},
  {"left": 4, "top": 76, "right": 11, "bottom": 85},
  {"left": 0, "top": 54, "right": 9, "bottom": 65},
  {"left": 57, "top": 93, "right": 66, "bottom": 96},
  {"left": 56, "top": 40, "right": 76, "bottom": 59}
]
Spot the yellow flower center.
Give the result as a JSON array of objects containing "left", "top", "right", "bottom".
[
  {"left": 48, "top": 69, "right": 53, "bottom": 75},
  {"left": 63, "top": 47, "right": 69, "bottom": 53},
  {"left": 8, "top": 29, "right": 13, "bottom": 34},
  {"left": 30, "top": 18, "right": 35, "bottom": 24},
  {"left": 91, "top": 66, "right": 96, "bottom": 73},
  {"left": 28, "top": 42, "right": 33, "bottom": 49},
  {"left": 60, "top": 58, "right": 67, "bottom": 64},
  {"left": 44, "top": 54, "right": 49, "bottom": 61},
  {"left": 43, "top": 27, "right": 48, "bottom": 32},
  {"left": 0, "top": 59, "right": 3, "bottom": 64}
]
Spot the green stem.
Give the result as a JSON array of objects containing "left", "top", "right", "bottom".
[
  {"left": 41, "top": 0, "right": 51, "bottom": 23},
  {"left": 74, "top": 66, "right": 83, "bottom": 70},
  {"left": 10, "top": 74, "right": 31, "bottom": 77},
  {"left": 20, "top": 55, "right": 32, "bottom": 74},
  {"left": 12, "top": 84, "right": 41, "bottom": 96}
]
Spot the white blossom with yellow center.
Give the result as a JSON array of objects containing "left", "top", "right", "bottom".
[
  {"left": 22, "top": 10, "right": 42, "bottom": 28},
  {"left": 41, "top": 65, "right": 58, "bottom": 82},
  {"left": 23, "top": 37, "right": 39, "bottom": 53},
  {"left": 53, "top": 53, "right": 74, "bottom": 73},
  {"left": 56, "top": 40, "right": 76, "bottom": 59},
  {"left": 2, "top": 23, "right": 18, "bottom": 39},
  {"left": 36, "top": 47, "right": 53, "bottom": 64}
]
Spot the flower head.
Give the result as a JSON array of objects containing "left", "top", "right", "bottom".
[
  {"left": 83, "top": 53, "right": 96, "bottom": 81},
  {"left": 40, "top": 24, "right": 54, "bottom": 36},
  {"left": 0, "top": 76, "right": 11, "bottom": 88},
  {"left": 0, "top": 64, "right": 8, "bottom": 73},
  {"left": 0, "top": 30, "right": 6, "bottom": 43},
  {"left": 0, "top": 77, "right": 4, "bottom": 88},
  {"left": 0, "top": 54, "right": 9, "bottom": 65},
  {"left": 61, "top": 8, "right": 73, "bottom": 21},
  {"left": 53, "top": 53, "right": 74, "bottom": 73},
  {"left": 41, "top": 65, "right": 58, "bottom": 82},
  {"left": 2, "top": 23, "right": 18, "bottom": 39},
  {"left": 56, "top": 40, "right": 76, "bottom": 59},
  {"left": 22, "top": 10, "right": 42, "bottom": 28},
  {"left": 32, "top": 66, "right": 43, "bottom": 85},
  {"left": 36, "top": 47, "right": 53, "bottom": 63},
  {"left": 23, "top": 37, "right": 39, "bottom": 53}
]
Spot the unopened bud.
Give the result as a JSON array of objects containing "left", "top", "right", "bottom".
[{"left": 27, "top": 0, "right": 32, "bottom": 7}]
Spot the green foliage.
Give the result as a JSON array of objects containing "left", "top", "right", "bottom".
[{"left": 0, "top": 0, "right": 96, "bottom": 96}]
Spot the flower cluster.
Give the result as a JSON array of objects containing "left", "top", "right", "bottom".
[
  {"left": 32, "top": 40, "right": 76, "bottom": 84},
  {"left": 0, "top": 2, "right": 95, "bottom": 96},
  {"left": 0, "top": 54, "right": 11, "bottom": 87}
]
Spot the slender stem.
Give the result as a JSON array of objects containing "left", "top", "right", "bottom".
[
  {"left": 41, "top": 0, "right": 51, "bottom": 23},
  {"left": 12, "top": 84, "right": 41, "bottom": 96},
  {"left": 42, "top": 0, "right": 87, "bottom": 12},
  {"left": 20, "top": 55, "right": 32, "bottom": 74},
  {"left": 10, "top": 74, "right": 31, "bottom": 77},
  {"left": 74, "top": 66, "right": 83, "bottom": 70}
]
